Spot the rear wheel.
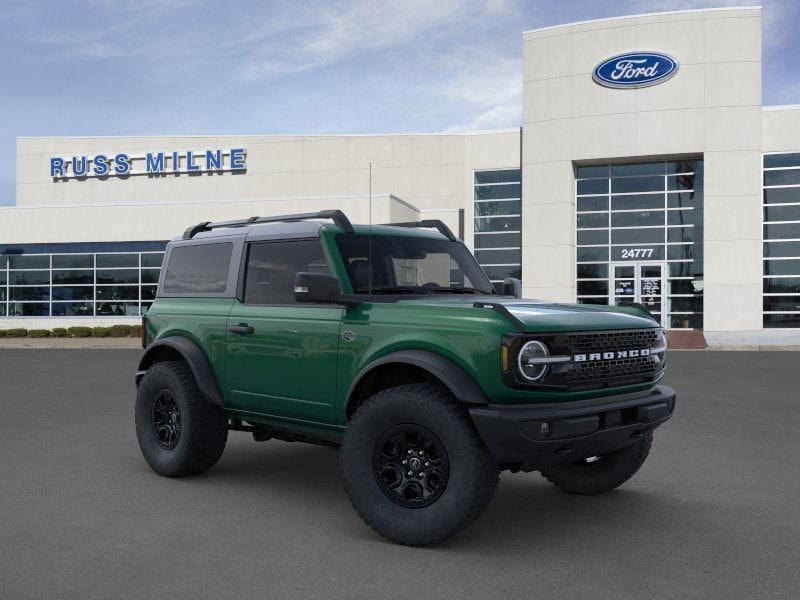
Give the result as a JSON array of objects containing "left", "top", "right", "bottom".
[
  {"left": 135, "top": 361, "right": 228, "bottom": 477},
  {"left": 540, "top": 433, "right": 652, "bottom": 495},
  {"left": 340, "top": 383, "right": 498, "bottom": 546}
]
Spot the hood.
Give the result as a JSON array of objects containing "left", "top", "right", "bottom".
[
  {"left": 497, "top": 299, "right": 658, "bottom": 332},
  {"left": 394, "top": 295, "right": 659, "bottom": 332}
]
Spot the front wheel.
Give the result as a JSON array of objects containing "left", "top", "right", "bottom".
[
  {"left": 340, "top": 384, "right": 498, "bottom": 546},
  {"left": 540, "top": 433, "right": 653, "bottom": 495}
]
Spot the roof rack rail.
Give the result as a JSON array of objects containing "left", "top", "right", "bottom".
[
  {"left": 384, "top": 220, "right": 457, "bottom": 241},
  {"left": 182, "top": 210, "right": 354, "bottom": 239}
]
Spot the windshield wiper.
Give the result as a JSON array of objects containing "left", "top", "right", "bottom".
[
  {"left": 430, "top": 286, "right": 485, "bottom": 294},
  {"left": 355, "top": 286, "right": 427, "bottom": 294}
]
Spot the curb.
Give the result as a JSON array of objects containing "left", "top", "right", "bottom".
[
  {"left": 706, "top": 345, "right": 800, "bottom": 351},
  {"left": 0, "top": 338, "right": 141, "bottom": 349}
]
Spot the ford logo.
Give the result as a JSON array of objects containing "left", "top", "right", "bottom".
[{"left": 592, "top": 52, "right": 678, "bottom": 89}]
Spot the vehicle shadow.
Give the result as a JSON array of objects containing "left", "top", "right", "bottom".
[{"left": 184, "top": 436, "right": 688, "bottom": 552}]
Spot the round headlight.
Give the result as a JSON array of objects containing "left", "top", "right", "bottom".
[
  {"left": 517, "top": 340, "right": 550, "bottom": 382},
  {"left": 655, "top": 329, "right": 668, "bottom": 365}
]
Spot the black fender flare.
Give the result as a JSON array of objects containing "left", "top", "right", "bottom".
[
  {"left": 136, "top": 336, "right": 223, "bottom": 406},
  {"left": 344, "top": 349, "right": 489, "bottom": 418}
]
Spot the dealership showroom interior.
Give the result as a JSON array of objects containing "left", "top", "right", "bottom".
[{"left": 1, "top": 4, "right": 798, "bottom": 348}]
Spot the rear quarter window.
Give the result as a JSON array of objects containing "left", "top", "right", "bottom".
[{"left": 162, "top": 242, "right": 233, "bottom": 294}]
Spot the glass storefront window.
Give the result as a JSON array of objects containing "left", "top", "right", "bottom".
[
  {"left": 10, "top": 287, "right": 50, "bottom": 301},
  {"left": 96, "top": 286, "right": 139, "bottom": 301},
  {"left": 8, "top": 302, "right": 49, "bottom": 316},
  {"left": 52, "top": 254, "right": 93, "bottom": 269},
  {"left": 576, "top": 159, "right": 704, "bottom": 329},
  {"left": 8, "top": 255, "right": 49, "bottom": 269},
  {"left": 52, "top": 302, "right": 94, "bottom": 317},
  {"left": 96, "top": 269, "right": 139, "bottom": 284},
  {"left": 52, "top": 270, "right": 93, "bottom": 285},
  {"left": 474, "top": 169, "right": 522, "bottom": 292},
  {"left": 96, "top": 254, "right": 138, "bottom": 268},
  {"left": 0, "top": 248, "right": 165, "bottom": 318},
  {"left": 52, "top": 286, "right": 94, "bottom": 301},
  {"left": 9, "top": 271, "right": 50, "bottom": 285},
  {"left": 763, "top": 153, "right": 800, "bottom": 328},
  {"left": 141, "top": 253, "right": 164, "bottom": 268}
]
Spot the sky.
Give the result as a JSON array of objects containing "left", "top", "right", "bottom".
[{"left": 1, "top": 0, "right": 799, "bottom": 206}]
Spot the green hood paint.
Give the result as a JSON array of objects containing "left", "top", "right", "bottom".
[{"left": 389, "top": 296, "right": 658, "bottom": 332}]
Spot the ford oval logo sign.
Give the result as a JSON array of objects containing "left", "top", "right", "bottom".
[{"left": 593, "top": 52, "right": 678, "bottom": 89}]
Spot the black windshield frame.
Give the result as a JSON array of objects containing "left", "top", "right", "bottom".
[{"left": 335, "top": 234, "right": 495, "bottom": 295}]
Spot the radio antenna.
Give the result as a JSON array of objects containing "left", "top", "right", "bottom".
[{"left": 368, "top": 161, "right": 373, "bottom": 296}]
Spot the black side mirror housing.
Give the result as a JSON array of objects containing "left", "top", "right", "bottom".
[
  {"left": 502, "top": 277, "right": 522, "bottom": 298},
  {"left": 294, "top": 272, "right": 360, "bottom": 306}
]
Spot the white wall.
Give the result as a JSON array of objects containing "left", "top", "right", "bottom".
[
  {"left": 0, "top": 194, "right": 414, "bottom": 243},
  {"left": 521, "top": 7, "right": 764, "bottom": 331},
  {"left": 14, "top": 130, "right": 520, "bottom": 249},
  {"left": 17, "top": 131, "right": 518, "bottom": 220},
  {"left": 763, "top": 106, "right": 800, "bottom": 152}
]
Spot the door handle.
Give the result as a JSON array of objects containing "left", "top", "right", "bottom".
[{"left": 228, "top": 324, "right": 254, "bottom": 335}]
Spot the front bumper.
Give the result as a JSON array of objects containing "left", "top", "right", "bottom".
[{"left": 469, "top": 385, "right": 676, "bottom": 469}]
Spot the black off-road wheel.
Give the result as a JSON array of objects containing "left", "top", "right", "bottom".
[
  {"left": 540, "top": 433, "right": 653, "bottom": 495},
  {"left": 135, "top": 361, "right": 228, "bottom": 477},
  {"left": 340, "top": 383, "right": 499, "bottom": 546}
]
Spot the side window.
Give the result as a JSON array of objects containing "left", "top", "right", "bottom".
[
  {"left": 244, "top": 240, "right": 330, "bottom": 305},
  {"left": 162, "top": 242, "right": 233, "bottom": 294}
]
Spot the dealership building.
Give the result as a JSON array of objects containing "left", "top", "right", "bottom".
[{"left": 2, "top": 6, "right": 799, "bottom": 341}]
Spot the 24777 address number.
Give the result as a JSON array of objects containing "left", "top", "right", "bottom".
[{"left": 620, "top": 247, "right": 655, "bottom": 259}]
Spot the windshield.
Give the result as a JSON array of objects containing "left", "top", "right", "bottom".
[{"left": 335, "top": 234, "right": 494, "bottom": 295}]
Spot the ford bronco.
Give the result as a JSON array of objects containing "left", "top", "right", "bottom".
[{"left": 135, "top": 210, "right": 675, "bottom": 545}]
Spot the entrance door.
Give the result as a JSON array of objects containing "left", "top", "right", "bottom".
[{"left": 610, "top": 262, "right": 666, "bottom": 327}]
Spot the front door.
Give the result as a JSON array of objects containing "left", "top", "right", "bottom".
[
  {"left": 610, "top": 262, "right": 666, "bottom": 327},
  {"left": 225, "top": 238, "right": 343, "bottom": 426}
]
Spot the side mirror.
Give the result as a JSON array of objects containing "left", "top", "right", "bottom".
[
  {"left": 502, "top": 277, "right": 522, "bottom": 298},
  {"left": 294, "top": 272, "right": 343, "bottom": 304}
]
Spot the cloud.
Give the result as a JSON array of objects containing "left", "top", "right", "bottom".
[
  {"left": 442, "top": 103, "right": 521, "bottom": 132},
  {"left": 236, "top": 0, "right": 472, "bottom": 81},
  {"left": 439, "top": 60, "right": 522, "bottom": 132}
]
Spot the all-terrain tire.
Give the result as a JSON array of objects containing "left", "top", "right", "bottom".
[
  {"left": 340, "top": 383, "right": 499, "bottom": 546},
  {"left": 540, "top": 433, "right": 653, "bottom": 495},
  {"left": 135, "top": 361, "right": 228, "bottom": 477}
]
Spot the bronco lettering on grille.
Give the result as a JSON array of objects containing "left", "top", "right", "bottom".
[{"left": 573, "top": 349, "right": 652, "bottom": 362}]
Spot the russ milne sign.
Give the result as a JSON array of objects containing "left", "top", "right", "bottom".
[
  {"left": 50, "top": 148, "right": 246, "bottom": 179},
  {"left": 592, "top": 52, "right": 678, "bottom": 89}
]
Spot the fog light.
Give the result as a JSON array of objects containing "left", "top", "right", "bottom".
[{"left": 541, "top": 422, "right": 550, "bottom": 436}]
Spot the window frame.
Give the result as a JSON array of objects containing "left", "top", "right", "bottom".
[
  {"left": 239, "top": 237, "right": 334, "bottom": 307},
  {"left": 473, "top": 168, "right": 522, "bottom": 291},
  {"left": 158, "top": 238, "right": 242, "bottom": 299},
  {"left": 575, "top": 158, "right": 704, "bottom": 329},
  {"left": 0, "top": 248, "right": 166, "bottom": 318},
  {"left": 763, "top": 151, "right": 800, "bottom": 328}
]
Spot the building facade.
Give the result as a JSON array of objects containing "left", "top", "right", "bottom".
[{"left": 2, "top": 6, "right": 799, "bottom": 338}]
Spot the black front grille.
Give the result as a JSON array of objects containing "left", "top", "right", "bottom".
[
  {"left": 565, "top": 354, "right": 659, "bottom": 386},
  {"left": 563, "top": 329, "right": 663, "bottom": 388},
  {"left": 567, "top": 329, "right": 660, "bottom": 355},
  {"left": 504, "top": 328, "right": 665, "bottom": 391}
]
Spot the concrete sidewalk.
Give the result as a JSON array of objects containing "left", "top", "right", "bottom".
[{"left": 705, "top": 329, "right": 800, "bottom": 351}]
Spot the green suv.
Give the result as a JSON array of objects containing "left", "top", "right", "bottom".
[{"left": 135, "top": 210, "right": 675, "bottom": 545}]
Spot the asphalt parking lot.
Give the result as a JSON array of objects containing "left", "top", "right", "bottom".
[{"left": 1, "top": 350, "right": 798, "bottom": 600}]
